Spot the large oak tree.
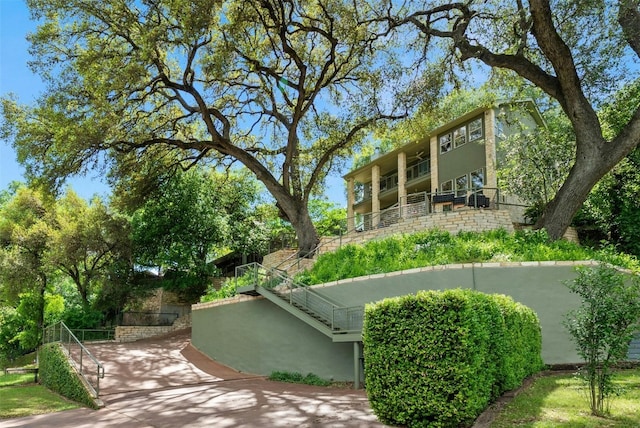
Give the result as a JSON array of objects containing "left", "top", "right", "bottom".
[
  {"left": 1, "top": 0, "right": 407, "bottom": 255},
  {"left": 383, "top": 0, "right": 640, "bottom": 240}
]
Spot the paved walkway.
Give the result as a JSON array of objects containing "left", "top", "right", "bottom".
[{"left": 1, "top": 330, "right": 385, "bottom": 427}]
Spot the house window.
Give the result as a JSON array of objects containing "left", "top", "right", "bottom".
[
  {"left": 453, "top": 125, "right": 467, "bottom": 148},
  {"left": 354, "top": 182, "right": 364, "bottom": 202},
  {"left": 439, "top": 133, "right": 452, "bottom": 154},
  {"left": 456, "top": 174, "right": 468, "bottom": 196},
  {"left": 469, "top": 118, "right": 483, "bottom": 141},
  {"left": 440, "top": 180, "right": 453, "bottom": 194},
  {"left": 418, "top": 160, "right": 430, "bottom": 175},
  {"left": 471, "top": 168, "right": 485, "bottom": 190}
]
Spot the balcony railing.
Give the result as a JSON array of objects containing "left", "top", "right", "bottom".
[
  {"left": 355, "top": 159, "right": 431, "bottom": 204},
  {"left": 352, "top": 188, "right": 499, "bottom": 232},
  {"left": 406, "top": 159, "right": 431, "bottom": 182}
]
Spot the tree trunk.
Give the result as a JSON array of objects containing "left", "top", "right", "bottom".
[
  {"left": 276, "top": 196, "right": 320, "bottom": 258},
  {"left": 535, "top": 143, "right": 624, "bottom": 240},
  {"left": 293, "top": 211, "right": 320, "bottom": 258},
  {"left": 37, "top": 274, "right": 47, "bottom": 335}
]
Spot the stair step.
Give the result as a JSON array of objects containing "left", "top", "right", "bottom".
[{"left": 260, "top": 280, "right": 352, "bottom": 332}]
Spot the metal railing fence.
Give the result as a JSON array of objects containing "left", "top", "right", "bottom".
[
  {"left": 352, "top": 188, "right": 500, "bottom": 232},
  {"left": 69, "top": 328, "right": 115, "bottom": 342},
  {"left": 271, "top": 187, "right": 503, "bottom": 274},
  {"left": 236, "top": 263, "right": 364, "bottom": 333},
  {"left": 121, "top": 311, "right": 179, "bottom": 326},
  {"left": 43, "top": 321, "right": 105, "bottom": 398}
]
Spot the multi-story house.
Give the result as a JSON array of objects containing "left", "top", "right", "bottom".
[{"left": 343, "top": 100, "right": 545, "bottom": 231}]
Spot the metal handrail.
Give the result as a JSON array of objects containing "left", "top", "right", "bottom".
[
  {"left": 43, "top": 321, "right": 105, "bottom": 398},
  {"left": 70, "top": 328, "right": 115, "bottom": 342},
  {"left": 236, "top": 263, "right": 364, "bottom": 333}
]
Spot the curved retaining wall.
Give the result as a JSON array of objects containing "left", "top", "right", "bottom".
[{"left": 192, "top": 261, "right": 636, "bottom": 381}]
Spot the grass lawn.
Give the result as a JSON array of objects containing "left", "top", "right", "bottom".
[
  {"left": 491, "top": 369, "right": 640, "bottom": 427},
  {"left": 0, "top": 373, "right": 79, "bottom": 419}
]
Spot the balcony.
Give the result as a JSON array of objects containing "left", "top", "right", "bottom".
[
  {"left": 352, "top": 188, "right": 499, "bottom": 232},
  {"left": 354, "top": 159, "right": 431, "bottom": 205}
]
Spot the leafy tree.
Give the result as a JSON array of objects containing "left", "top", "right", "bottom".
[
  {"left": 0, "top": 306, "right": 22, "bottom": 367},
  {"left": 383, "top": 0, "right": 640, "bottom": 240},
  {"left": 308, "top": 199, "right": 347, "bottom": 236},
  {"left": 578, "top": 80, "right": 640, "bottom": 256},
  {"left": 497, "top": 106, "right": 575, "bottom": 221},
  {"left": 48, "top": 190, "right": 131, "bottom": 307},
  {"left": 0, "top": 187, "right": 55, "bottom": 348},
  {"left": 0, "top": 186, "right": 134, "bottom": 334},
  {"left": 564, "top": 266, "right": 640, "bottom": 416},
  {"left": 131, "top": 168, "right": 268, "bottom": 301},
  {"left": 1, "top": 0, "right": 408, "bottom": 256}
]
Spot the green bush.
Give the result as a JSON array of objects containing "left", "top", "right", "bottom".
[
  {"left": 564, "top": 266, "right": 640, "bottom": 416},
  {"left": 300, "top": 229, "right": 640, "bottom": 285},
  {"left": 200, "top": 277, "right": 240, "bottom": 302},
  {"left": 363, "top": 289, "right": 544, "bottom": 428},
  {"left": 38, "top": 343, "right": 98, "bottom": 409},
  {"left": 268, "top": 370, "right": 331, "bottom": 386},
  {"left": 0, "top": 307, "right": 23, "bottom": 369}
]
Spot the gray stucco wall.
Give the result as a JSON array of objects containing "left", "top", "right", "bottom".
[
  {"left": 192, "top": 297, "right": 355, "bottom": 381},
  {"left": 311, "top": 263, "right": 583, "bottom": 365},
  {"left": 192, "top": 262, "right": 635, "bottom": 381},
  {"left": 437, "top": 114, "right": 487, "bottom": 187}
]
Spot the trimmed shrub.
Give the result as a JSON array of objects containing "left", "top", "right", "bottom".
[
  {"left": 363, "top": 289, "right": 543, "bottom": 428},
  {"left": 38, "top": 343, "right": 98, "bottom": 409}
]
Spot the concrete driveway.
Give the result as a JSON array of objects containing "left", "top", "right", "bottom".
[{"left": 1, "top": 330, "right": 386, "bottom": 427}]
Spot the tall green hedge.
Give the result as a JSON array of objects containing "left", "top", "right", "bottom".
[
  {"left": 363, "top": 289, "right": 544, "bottom": 428},
  {"left": 39, "top": 343, "right": 98, "bottom": 409}
]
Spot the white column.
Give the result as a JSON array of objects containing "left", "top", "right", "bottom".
[
  {"left": 397, "top": 152, "right": 407, "bottom": 217},
  {"left": 371, "top": 165, "right": 380, "bottom": 227},
  {"left": 429, "top": 135, "right": 438, "bottom": 193},
  {"left": 347, "top": 178, "right": 355, "bottom": 232}
]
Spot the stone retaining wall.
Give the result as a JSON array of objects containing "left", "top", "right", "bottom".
[
  {"left": 114, "top": 313, "right": 192, "bottom": 342},
  {"left": 262, "top": 249, "right": 298, "bottom": 267},
  {"left": 320, "top": 209, "right": 514, "bottom": 254}
]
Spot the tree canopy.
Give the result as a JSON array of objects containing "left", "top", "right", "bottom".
[
  {"left": 131, "top": 168, "right": 268, "bottom": 301},
  {"left": 380, "top": 0, "right": 640, "bottom": 239},
  {"left": 2, "top": 0, "right": 640, "bottom": 247},
  {"left": 0, "top": 187, "right": 55, "bottom": 348},
  {"left": 578, "top": 79, "right": 640, "bottom": 256},
  {"left": 1, "top": 0, "right": 408, "bottom": 255},
  {"left": 48, "top": 191, "right": 131, "bottom": 306}
]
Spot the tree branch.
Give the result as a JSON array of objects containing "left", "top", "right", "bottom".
[
  {"left": 619, "top": 0, "right": 640, "bottom": 58},
  {"left": 305, "top": 111, "right": 408, "bottom": 196}
]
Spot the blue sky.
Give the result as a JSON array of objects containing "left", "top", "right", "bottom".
[
  {"left": 0, "top": 1, "right": 38, "bottom": 192},
  {"left": 0, "top": 0, "right": 347, "bottom": 206},
  {"left": 0, "top": 0, "right": 111, "bottom": 201}
]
